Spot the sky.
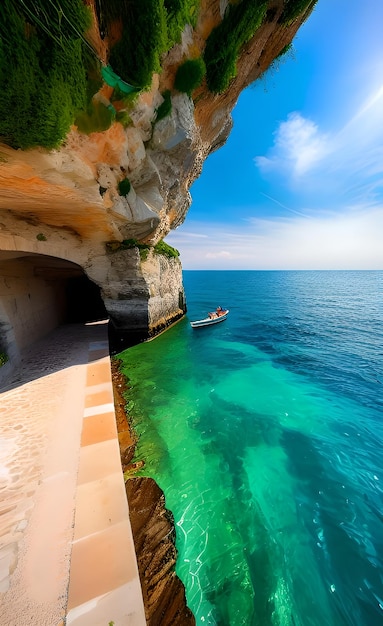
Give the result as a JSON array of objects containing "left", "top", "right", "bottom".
[{"left": 166, "top": 0, "right": 383, "bottom": 270}]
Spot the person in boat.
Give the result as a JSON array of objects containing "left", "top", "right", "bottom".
[
  {"left": 208, "top": 311, "right": 218, "bottom": 319},
  {"left": 216, "top": 306, "right": 225, "bottom": 316}
]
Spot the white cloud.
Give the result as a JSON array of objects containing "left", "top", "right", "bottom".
[
  {"left": 255, "top": 113, "right": 329, "bottom": 176},
  {"left": 166, "top": 206, "right": 383, "bottom": 270},
  {"left": 255, "top": 85, "right": 383, "bottom": 206},
  {"left": 205, "top": 251, "right": 233, "bottom": 259}
]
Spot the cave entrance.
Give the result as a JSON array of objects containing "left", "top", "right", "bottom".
[
  {"left": 0, "top": 251, "right": 108, "bottom": 361},
  {"left": 28, "top": 254, "right": 108, "bottom": 325},
  {"left": 66, "top": 275, "right": 107, "bottom": 323}
]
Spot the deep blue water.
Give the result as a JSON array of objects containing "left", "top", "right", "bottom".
[{"left": 119, "top": 270, "right": 383, "bottom": 625}]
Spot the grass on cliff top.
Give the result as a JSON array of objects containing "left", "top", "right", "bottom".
[
  {"left": 204, "top": 0, "right": 268, "bottom": 94},
  {"left": 154, "top": 240, "right": 180, "bottom": 259},
  {"left": 107, "top": 238, "right": 180, "bottom": 261},
  {"left": 0, "top": 0, "right": 94, "bottom": 149}
]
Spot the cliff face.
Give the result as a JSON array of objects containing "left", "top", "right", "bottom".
[{"left": 0, "top": 0, "right": 315, "bottom": 362}]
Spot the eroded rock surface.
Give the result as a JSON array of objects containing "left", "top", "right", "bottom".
[{"left": 126, "top": 477, "right": 196, "bottom": 626}]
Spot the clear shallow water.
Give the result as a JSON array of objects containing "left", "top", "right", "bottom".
[{"left": 118, "top": 270, "right": 383, "bottom": 626}]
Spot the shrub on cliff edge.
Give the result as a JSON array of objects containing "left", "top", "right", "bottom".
[
  {"left": 279, "top": 0, "right": 318, "bottom": 24},
  {"left": 204, "top": 0, "right": 267, "bottom": 94},
  {"left": 106, "top": 238, "right": 179, "bottom": 262},
  {"left": 154, "top": 240, "right": 180, "bottom": 259},
  {"left": 174, "top": 58, "right": 206, "bottom": 96}
]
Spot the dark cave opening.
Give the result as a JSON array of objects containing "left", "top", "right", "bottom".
[{"left": 65, "top": 275, "right": 108, "bottom": 324}]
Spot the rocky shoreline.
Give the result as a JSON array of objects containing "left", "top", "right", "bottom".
[{"left": 111, "top": 359, "right": 195, "bottom": 625}]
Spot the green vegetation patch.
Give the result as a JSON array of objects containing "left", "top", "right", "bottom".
[
  {"left": 75, "top": 100, "right": 115, "bottom": 134},
  {"left": 106, "top": 238, "right": 151, "bottom": 258},
  {"left": 165, "top": 0, "right": 200, "bottom": 46},
  {"left": 276, "top": 43, "right": 293, "bottom": 60},
  {"left": 279, "top": 0, "right": 318, "bottom": 24},
  {"left": 118, "top": 179, "right": 131, "bottom": 197},
  {"left": 101, "top": 0, "right": 200, "bottom": 90},
  {"left": 108, "top": 0, "right": 168, "bottom": 90},
  {"left": 154, "top": 240, "right": 180, "bottom": 259},
  {"left": 0, "top": 352, "right": 8, "bottom": 367},
  {"left": 115, "top": 110, "right": 132, "bottom": 128},
  {"left": 174, "top": 58, "right": 206, "bottom": 95},
  {"left": 0, "top": 0, "right": 204, "bottom": 149},
  {"left": 0, "top": 0, "right": 92, "bottom": 149},
  {"left": 155, "top": 90, "right": 172, "bottom": 123},
  {"left": 106, "top": 238, "right": 179, "bottom": 261},
  {"left": 14, "top": 0, "right": 91, "bottom": 41},
  {"left": 204, "top": 0, "right": 268, "bottom": 94},
  {"left": 120, "top": 238, "right": 150, "bottom": 262}
]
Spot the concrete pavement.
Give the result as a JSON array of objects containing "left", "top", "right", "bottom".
[{"left": 0, "top": 321, "right": 145, "bottom": 625}]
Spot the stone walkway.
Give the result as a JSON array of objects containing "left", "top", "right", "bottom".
[{"left": 0, "top": 321, "right": 145, "bottom": 626}]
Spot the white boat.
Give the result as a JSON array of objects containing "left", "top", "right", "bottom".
[{"left": 190, "top": 309, "right": 229, "bottom": 328}]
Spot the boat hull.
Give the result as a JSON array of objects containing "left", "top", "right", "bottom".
[{"left": 190, "top": 311, "right": 229, "bottom": 328}]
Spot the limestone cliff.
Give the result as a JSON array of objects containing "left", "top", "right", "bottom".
[{"left": 0, "top": 0, "right": 316, "bottom": 362}]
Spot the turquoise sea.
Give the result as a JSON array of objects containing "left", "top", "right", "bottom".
[{"left": 118, "top": 270, "right": 383, "bottom": 626}]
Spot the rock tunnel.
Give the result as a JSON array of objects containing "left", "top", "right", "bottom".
[{"left": 0, "top": 250, "right": 107, "bottom": 368}]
